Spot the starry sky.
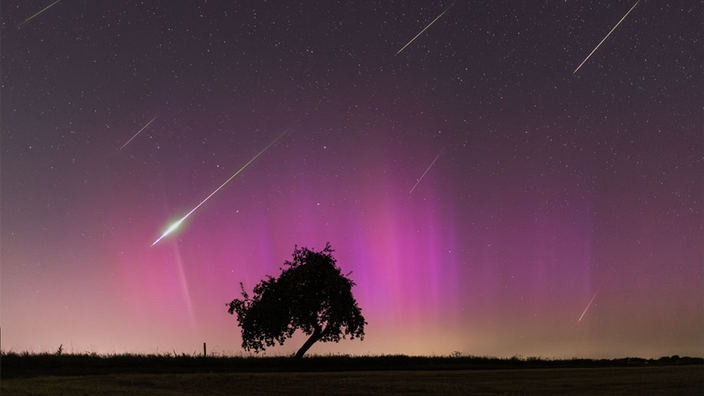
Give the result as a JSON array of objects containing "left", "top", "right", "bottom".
[{"left": 2, "top": 1, "right": 702, "bottom": 359}]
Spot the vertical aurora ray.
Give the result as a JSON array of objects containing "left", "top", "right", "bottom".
[{"left": 170, "top": 243, "right": 196, "bottom": 326}]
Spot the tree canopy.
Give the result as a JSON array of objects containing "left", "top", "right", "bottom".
[{"left": 227, "top": 243, "right": 366, "bottom": 358}]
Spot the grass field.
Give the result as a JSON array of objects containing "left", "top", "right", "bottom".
[
  {"left": 2, "top": 366, "right": 702, "bottom": 395},
  {"left": 2, "top": 352, "right": 702, "bottom": 395},
  {"left": 3, "top": 351, "right": 701, "bottom": 377}
]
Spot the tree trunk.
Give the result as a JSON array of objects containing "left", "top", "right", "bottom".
[{"left": 294, "top": 326, "right": 323, "bottom": 359}]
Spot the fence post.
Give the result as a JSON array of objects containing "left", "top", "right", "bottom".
[{"left": 203, "top": 342, "right": 206, "bottom": 357}]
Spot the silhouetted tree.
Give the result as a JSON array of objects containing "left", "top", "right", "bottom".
[{"left": 228, "top": 242, "right": 366, "bottom": 358}]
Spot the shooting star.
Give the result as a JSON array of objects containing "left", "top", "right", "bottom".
[
  {"left": 396, "top": 3, "right": 455, "bottom": 55},
  {"left": 573, "top": 0, "right": 641, "bottom": 75},
  {"left": 151, "top": 129, "right": 289, "bottom": 246},
  {"left": 18, "top": 0, "right": 62, "bottom": 27},
  {"left": 409, "top": 154, "right": 440, "bottom": 194},
  {"left": 120, "top": 116, "right": 158, "bottom": 150},
  {"left": 578, "top": 290, "right": 599, "bottom": 322}
]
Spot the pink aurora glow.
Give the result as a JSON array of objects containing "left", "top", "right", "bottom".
[{"left": 2, "top": 1, "right": 701, "bottom": 360}]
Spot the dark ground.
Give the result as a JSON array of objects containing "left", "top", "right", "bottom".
[
  {"left": 2, "top": 366, "right": 703, "bottom": 395},
  {"left": 1, "top": 353, "right": 702, "bottom": 395},
  {"left": 2, "top": 352, "right": 701, "bottom": 378}
]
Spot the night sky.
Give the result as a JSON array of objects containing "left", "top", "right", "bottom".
[{"left": 2, "top": 1, "right": 702, "bottom": 359}]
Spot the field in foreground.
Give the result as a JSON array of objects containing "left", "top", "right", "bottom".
[
  {"left": 2, "top": 366, "right": 702, "bottom": 395},
  {"left": 3, "top": 352, "right": 701, "bottom": 378}
]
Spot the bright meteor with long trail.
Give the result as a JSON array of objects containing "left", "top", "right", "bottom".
[
  {"left": 573, "top": 0, "right": 640, "bottom": 75},
  {"left": 18, "top": 0, "right": 61, "bottom": 27},
  {"left": 578, "top": 290, "right": 599, "bottom": 322},
  {"left": 120, "top": 116, "right": 158, "bottom": 150},
  {"left": 151, "top": 129, "right": 289, "bottom": 246},
  {"left": 396, "top": 3, "right": 455, "bottom": 55},
  {"left": 409, "top": 154, "right": 440, "bottom": 194}
]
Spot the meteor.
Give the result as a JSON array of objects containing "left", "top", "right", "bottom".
[
  {"left": 120, "top": 116, "right": 158, "bottom": 150},
  {"left": 18, "top": 0, "right": 61, "bottom": 27},
  {"left": 578, "top": 290, "right": 599, "bottom": 322},
  {"left": 573, "top": 0, "right": 641, "bottom": 75},
  {"left": 409, "top": 154, "right": 440, "bottom": 194},
  {"left": 396, "top": 3, "right": 455, "bottom": 55},
  {"left": 151, "top": 129, "right": 289, "bottom": 246}
]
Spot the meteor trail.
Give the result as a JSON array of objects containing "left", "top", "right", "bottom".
[
  {"left": 409, "top": 154, "right": 440, "bottom": 194},
  {"left": 578, "top": 290, "right": 599, "bottom": 322},
  {"left": 18, "top": 0, "right": 61, "bottom": 27},
  {"left": 151, "top": 129, "right": 289, "bottom": 246},
  {"left": 120, "top": 116, "right": 158, "bottom": 150},
  {"left": 396, "top": 3, "right": 455, "bottom": 55},
  {"left": 573, "top": 0, "right": 640, "bottom": 75}
]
